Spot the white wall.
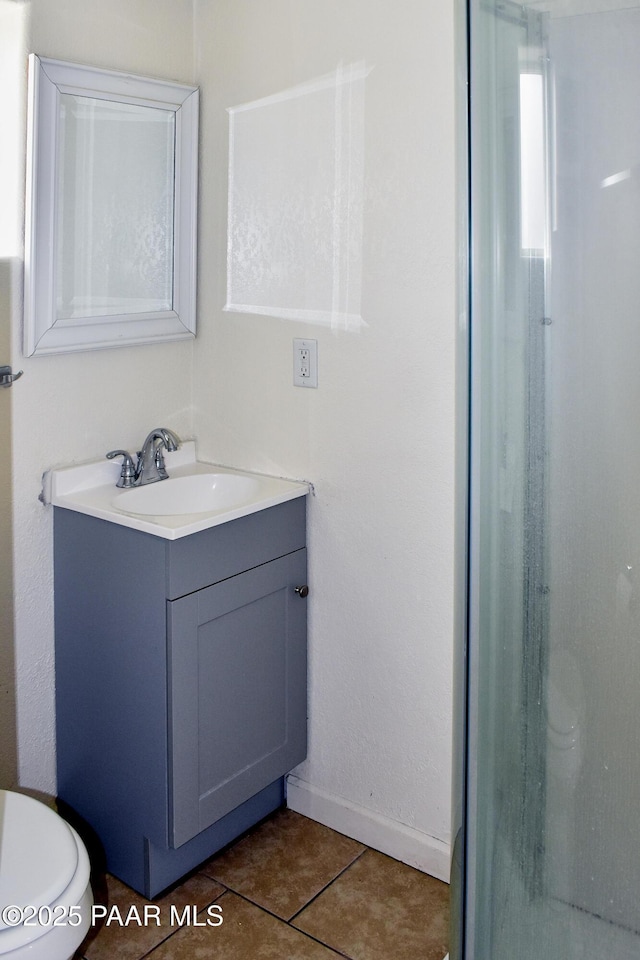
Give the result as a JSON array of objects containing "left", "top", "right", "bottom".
[
  {"left": 193, "top": 0, "right": 456, "bottom": 878},
  {"left": 7, "top": 0, "right": 457, "bottom": 880},
  {"left": 0, "top": 0, "right": 27, "bottom": 790},
  {"left": 8, "top": 0, "right": 196, "bottom": 792}
]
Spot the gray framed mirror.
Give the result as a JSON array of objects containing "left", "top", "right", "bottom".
[{"left": 24, "top": 56, "right": 198, "bottom": 356}]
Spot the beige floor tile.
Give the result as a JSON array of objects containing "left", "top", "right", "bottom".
[
  {"left": 146, "top": 891, "right": 343, "bottom": 960},
  {"left": 201, "top": 809, "right": 365, "bottom": 920},
  {"left": 83, "top": 871, "right": 225, "bottom": 960},
  {"left": 292, "top": 848, "right": 449, "bottom": 960}
]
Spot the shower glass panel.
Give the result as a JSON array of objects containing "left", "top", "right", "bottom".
[{"left": 465, "top": 1, "right": 640, "bottom": 957}]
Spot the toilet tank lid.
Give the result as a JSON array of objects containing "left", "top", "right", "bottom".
[{"left": 0, "top": 790, "right": 79, "bottom": 927}]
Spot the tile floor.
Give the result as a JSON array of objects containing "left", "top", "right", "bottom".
[{"left": 76, "top": 808, "right": 449, "bottom": 960}]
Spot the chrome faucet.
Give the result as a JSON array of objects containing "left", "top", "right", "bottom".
[
  {"left": 135, "top": 427, "right": 180, "bottom": 485},
  {"left": 106, "top": 427, "right": 181, "bottom": 488}
]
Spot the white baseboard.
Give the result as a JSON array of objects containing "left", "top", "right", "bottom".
[{"left": 286, "top": 774, "right": 451, "bottom": 883}]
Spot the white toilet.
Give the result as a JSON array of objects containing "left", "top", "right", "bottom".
[{"left": 0, "top": 790, "right": 93, "bottom": 959}]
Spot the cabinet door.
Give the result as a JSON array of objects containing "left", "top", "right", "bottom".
[{"left": 168, "top": 549, "right": 307, "bottom": 848}]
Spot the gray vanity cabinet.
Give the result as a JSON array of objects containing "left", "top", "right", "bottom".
[
  {"left": 54, "top": 498, "right": 307, "bottom": 897},
  {"left": 169, "top": 550, "right": 307, "bottom": 848}
]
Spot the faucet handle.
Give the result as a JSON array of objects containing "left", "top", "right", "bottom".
[
  {"left": 153, "top": 445, "right": 170, "bottom": 481},
  {"left": 106, "top": 449, "right": 137, "bottom": 488}
]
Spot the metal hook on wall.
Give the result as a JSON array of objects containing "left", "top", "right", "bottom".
[{"left": 0, "top": 366, "right": 23, "bottom": 388}]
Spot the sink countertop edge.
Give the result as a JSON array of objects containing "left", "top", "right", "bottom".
[{"left": 45, "top": 445, "right": 310, "bottom": 540}]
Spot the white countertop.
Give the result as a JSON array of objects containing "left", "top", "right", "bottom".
[{"left": 43, "top": 441, "right": 310, "bottom": 540}]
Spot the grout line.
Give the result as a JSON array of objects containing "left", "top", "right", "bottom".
[
  {"left": 290, "top": 928, "right": 353, "bottom": 959},
  {"left": 213, "top": 844, "right": 368, "bottom": 927},
  {"left": 118, "top": 888, "right": 231, "bottom": 960},
  {"left": 288, "top": 846, "right": 369, "bottom": 923},
  {"left": 223, "top": 891, "right": 353, "bottom": 960},
  {"left": 230, "top": 889, "right": 304, "bottom": 924},
  {"left": 84, "top": 834, "right": 449, "bottom": 960}
]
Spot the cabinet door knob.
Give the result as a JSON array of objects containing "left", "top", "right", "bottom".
[{"left": 295, "top": 585, "right": 309, "bottom": 598}]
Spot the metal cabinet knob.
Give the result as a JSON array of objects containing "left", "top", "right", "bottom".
[{"left": 295, "top": 585, "right": 309, "bottom": 598}]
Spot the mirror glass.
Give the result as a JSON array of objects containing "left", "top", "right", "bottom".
[
  {"left": 25, "top": 56, "right": 198, "bottom": 356},
  {"left": 56, "top": 95, "right": 175, "bottom": 320}
]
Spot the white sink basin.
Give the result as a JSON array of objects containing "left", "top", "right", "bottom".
[
  {"left": 113, "top": 472, "right": 261, "bottom": 516},
  {"left": 44, "top": 441, "right": 310, "bottom": 539}
]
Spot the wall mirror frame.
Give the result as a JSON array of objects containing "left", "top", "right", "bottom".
[{"left": 24, "top": 55, "right": 199, "bottom": 357}]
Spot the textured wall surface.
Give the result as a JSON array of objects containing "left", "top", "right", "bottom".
[
  {"left": 7, "top": 0, "right": 457, "bottom": 873},
  {"left": 8, "top": 0, "right": 196, "bottom": 792},
  {"left": 193, "top": 0, "right": 456, "bottom": 868},
  {"left": 0, "top": 0, "right": 26, "bottom": 790}
]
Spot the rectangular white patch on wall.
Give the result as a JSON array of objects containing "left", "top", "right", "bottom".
[{"left": 225, "top": 62, "right": 368, "bottom": 331}]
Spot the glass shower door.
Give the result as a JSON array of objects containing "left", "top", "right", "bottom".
[
  {"left": 545, "top": 5, "right": 640, "bottom": 942},
  {"left": 465, "top": 1, "right": 640, "bottom": 957},
  {"left": 467, "top": 2, "right": 551, "bottom": 956}
]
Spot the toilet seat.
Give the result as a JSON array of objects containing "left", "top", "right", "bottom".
[
  {"left": 0, "top": 791, "right": 79, "bottom": 929},
  {"left": 0, "top": 790, "right": 92, "bottom": 958}
]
